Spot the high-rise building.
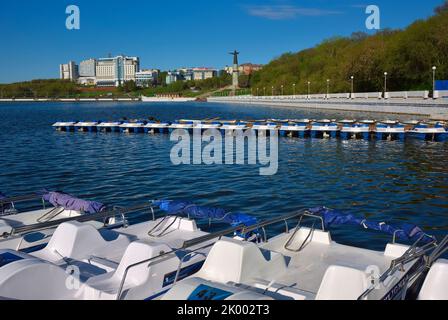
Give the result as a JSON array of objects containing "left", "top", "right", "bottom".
[
  {"left": 95, "top": 55, "right": 140, "bottom": 87},
  {"left": 79, "top": 59, "right": 97, "bottom": 77},
  {"left": 59, "top": 61, "right": 79, "bottom": 81}
]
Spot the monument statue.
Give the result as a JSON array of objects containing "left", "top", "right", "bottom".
[{"left": 229, "top": 50, "right": 240, "bottom": 91}]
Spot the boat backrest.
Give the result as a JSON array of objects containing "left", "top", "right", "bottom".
[
  {"left": 42, "top": 222, "right": 111, "bottom": 260},
  {"left": 316, "top": 266, "right": 369, "bottom": 300},
  {"left": 195, "top": 238, "right": 287, "bottom": 284},
  {"left": 418, "top": 259, "right": 448, "bottom": 300},
  {"left": 113, "top": 241, "right": 172, "bottom": 286}
]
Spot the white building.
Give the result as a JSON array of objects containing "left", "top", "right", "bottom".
[
  {"left": 135, "top": 70, "right": 158, "bottom": 87},
  {"left": 59, "top": 61, "right": 78, "bottom": 81},
  {"left": 95, "top": 55, "right": 140, "bottom": 87},
  {"left": 192, "top": 68, "right": 217, "bottom": 81}
]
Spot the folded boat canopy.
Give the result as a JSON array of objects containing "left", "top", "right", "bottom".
[
  {"left": 309, "top": 207, "right": 434, "bottom": 244},
  {"left": 41, "top": 191, "right": 106, "bottom": 214},
  {"left": 153, "top": 200, "right": 258, "bottom": 229}
]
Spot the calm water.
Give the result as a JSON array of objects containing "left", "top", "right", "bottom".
[{"left": 0, "top": 102, "right": 447, "bottom": 250}]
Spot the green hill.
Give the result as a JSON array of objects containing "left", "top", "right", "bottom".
[{"left": 250, "top": 2, "right": 448, "bottom": 95}]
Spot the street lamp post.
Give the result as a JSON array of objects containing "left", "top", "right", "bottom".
[
  {"left": 281, "top": 85, "right": 284, "bottom": 96},
  {"left": 326, "top": 79, "right": 330, "bottom": 99},
  {"left": 263, "top": 87, "right": 266, "bottom": 96},
  {"left": 350, "top": 76, "right": 354, "bottom": 99},
  {"left": 432, "top": 66, "right": 437, "bottom": 98},
  {"left": 256, "top": 88, "right": 259, "bottom": 96},
  {"left": 272, "top": 86, "right": 274, "bottom": 96},
  {"left": 307, "top": 81, "right": 311, "bottom": 99},
  {"left": 293, "top": 83, "right": 296, "bottom": 97},
  {"left": 384, "top": 72, "right": 388, "bottom": 98}
]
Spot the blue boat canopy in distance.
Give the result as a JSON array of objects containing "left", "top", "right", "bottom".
[
  {"left": 309, "top": 207, "right": 434, "bottom": 244},
  {"left": 41, "top": 191, "right": 106, "bottom": 214},
  {"left": 153, "top": 200, "right": 258, "bottom": 230},
  {"left": 435, "top": 80, "right": 448, "bottom": 91}
]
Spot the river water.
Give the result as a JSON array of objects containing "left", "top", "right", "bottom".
[{"left": 0, "top": 101, "right": 447, "bottom": 250}]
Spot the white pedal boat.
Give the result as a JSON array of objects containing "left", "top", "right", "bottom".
[
  {"left": 0, "top": 200, "right": 258, "bottom": 300},
  {"left": 119, "top": 121, "right": 146, "bottom": 134},
  {"left": 52, "top": 121, "right": 78, "bottom": 132},
  {"left": 74, "top": 121, "right": 100, "bottom": 132},
  {"left": 220, "top": 122, "right": 248, "bottom": 131},
  {"left": 407, "top": 123, "right": 448, "bottom": 141},
  {"left": 164, "top": 210, "right": 446, "bottom": 301},
  {"left": 279, "top": 121, "right": 310, "bottom": 138},
  {"left": 310, "top": 120, "right": 340, "bottom": 138},
  {"left": 97, "top": 122, "right": 123, "bottom": 133},
  {"left": 376, "top": 121, "right": 406, "bottom": 140},
  {"left": 0, "top": 216, "right": 210, "bottom": 300},
  {"left": 144, "top": 122, "right": 170, "bottom": 134},
  {"left": 193, "top": 122, "right": 222, "bottom": 131},
  {"left": 0, "top": 192, "right": 107, "bottom": 251},
  {"left": 168, "top": 121, "right": 194, "bottom": 133}
]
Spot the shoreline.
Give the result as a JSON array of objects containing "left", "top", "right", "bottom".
[
  {"left": 207, "top": 97, "right": 448, "bottom": 120},
  {"left": 0, "top": 98, "right": 141, "bottom": 102}
]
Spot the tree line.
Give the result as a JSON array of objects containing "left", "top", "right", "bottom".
[{"left": 249, "top": 2, "right": 448, "bottom": 95}]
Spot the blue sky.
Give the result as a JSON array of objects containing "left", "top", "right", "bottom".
[{"left": 0, "top": 0, "right": 444, "bottom": 83}]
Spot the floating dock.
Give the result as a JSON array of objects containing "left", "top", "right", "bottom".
[{"left": 52, "top": 119, "right": 448, "bottom": 142}]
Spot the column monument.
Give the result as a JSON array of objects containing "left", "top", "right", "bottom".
[{"left": 229, "top": 50, "right": 240, "bottom": 94}]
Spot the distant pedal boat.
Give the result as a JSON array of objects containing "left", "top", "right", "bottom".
[
  {"left": 168, "top": 121, "right": 194, "bottom": 133},
  {"left": 408, "top": 122, "right": 448, "bottom": 141},
  {"left": 310, "top": 120, "right": 340, "bottom": 138},
  {"left": 194, "top": 122, "right": 222, "bottom": 132},
  {"left": 280, "top": 119, "right": 311, "bottom": 138},
  {"left": 120, "top": 121, "right": 146, "bottom": 134},
  {"left": 97, "top": 121, "right": 123, "bottom": 133},
  {"left": 340, "top": 120, "right": 372, "bottom": 140},
  {"left": 52, "top": 121, "right": 78, "bottom": 132},
  {"left": 74, "top": 121, "right": 100, "bottom": 133},
  {"left": 376, "top": 121, "right": 406, "bottom": 140},
  {"left": 144, "top": 122, "right": 170, "bottom": 134}
]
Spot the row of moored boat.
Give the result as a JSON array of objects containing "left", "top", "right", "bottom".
[
  {"left": 53, "top": 119, "right": 448, "bottom": 141},
  {"left": 0, "top": 191, "right": 447, "bottom": 300}
]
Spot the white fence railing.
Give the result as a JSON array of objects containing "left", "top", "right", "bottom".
[{"left": 211, "top": 90, "right": 446, "bottom": 101}]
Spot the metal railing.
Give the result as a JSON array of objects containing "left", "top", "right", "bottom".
[
  {"left": 357, "top": 234, "right": 440, "bottom": 300},
  {"left": 0, "top": 193, "right": 46, "bottom": 215},
  {"left": 7, "top": 202, "right": 155, "bottom": 237},
  {"left": 116, "top": 209, "right": 309, "bottom": 300}
]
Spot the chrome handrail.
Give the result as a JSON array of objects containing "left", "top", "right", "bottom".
[
  {"left": 36, "top": 207, "right": 66, "bottom": 223},
  {"left": 9, "top": 203, "right": 155, "bottom": 237},
  {"left": 116, "top": 209, "right": 309, "bottom": 300},
  {"left": 0, "top": 193, "right": 46, "bottom": 215},
  {"left": 357, "top": 235, "right": 439, "bottom": 300}
]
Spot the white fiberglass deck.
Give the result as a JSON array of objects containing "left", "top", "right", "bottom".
[
  {"left": 164, "top": 228, "right": 414, "bottom": 301},
  {"left": 0, "top": 216, "right": 210, "bottom": 300}
]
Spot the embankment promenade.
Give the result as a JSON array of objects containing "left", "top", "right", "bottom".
[{"left": 208, "top": 95, "right": 448, "bottom": 120}]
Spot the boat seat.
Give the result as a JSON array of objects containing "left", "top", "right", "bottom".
[
  {"left": 80, "top": 241, "right": 172, "bottom": 300},
  {"left": 418, "top": 259, "right": 448, "bottom": 300},
  {"left": 31, "top": 222, "right": 132, "bottom": 264},
  {"left": 194, "top": 238, "right": 288, "bottom": 284},
  {"left": 316, "top": 265, "right": 369, "bottom": 300}
]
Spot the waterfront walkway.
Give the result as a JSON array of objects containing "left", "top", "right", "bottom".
[{"left": 208, "top": 96, "right": 448, "bottom": 120}]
